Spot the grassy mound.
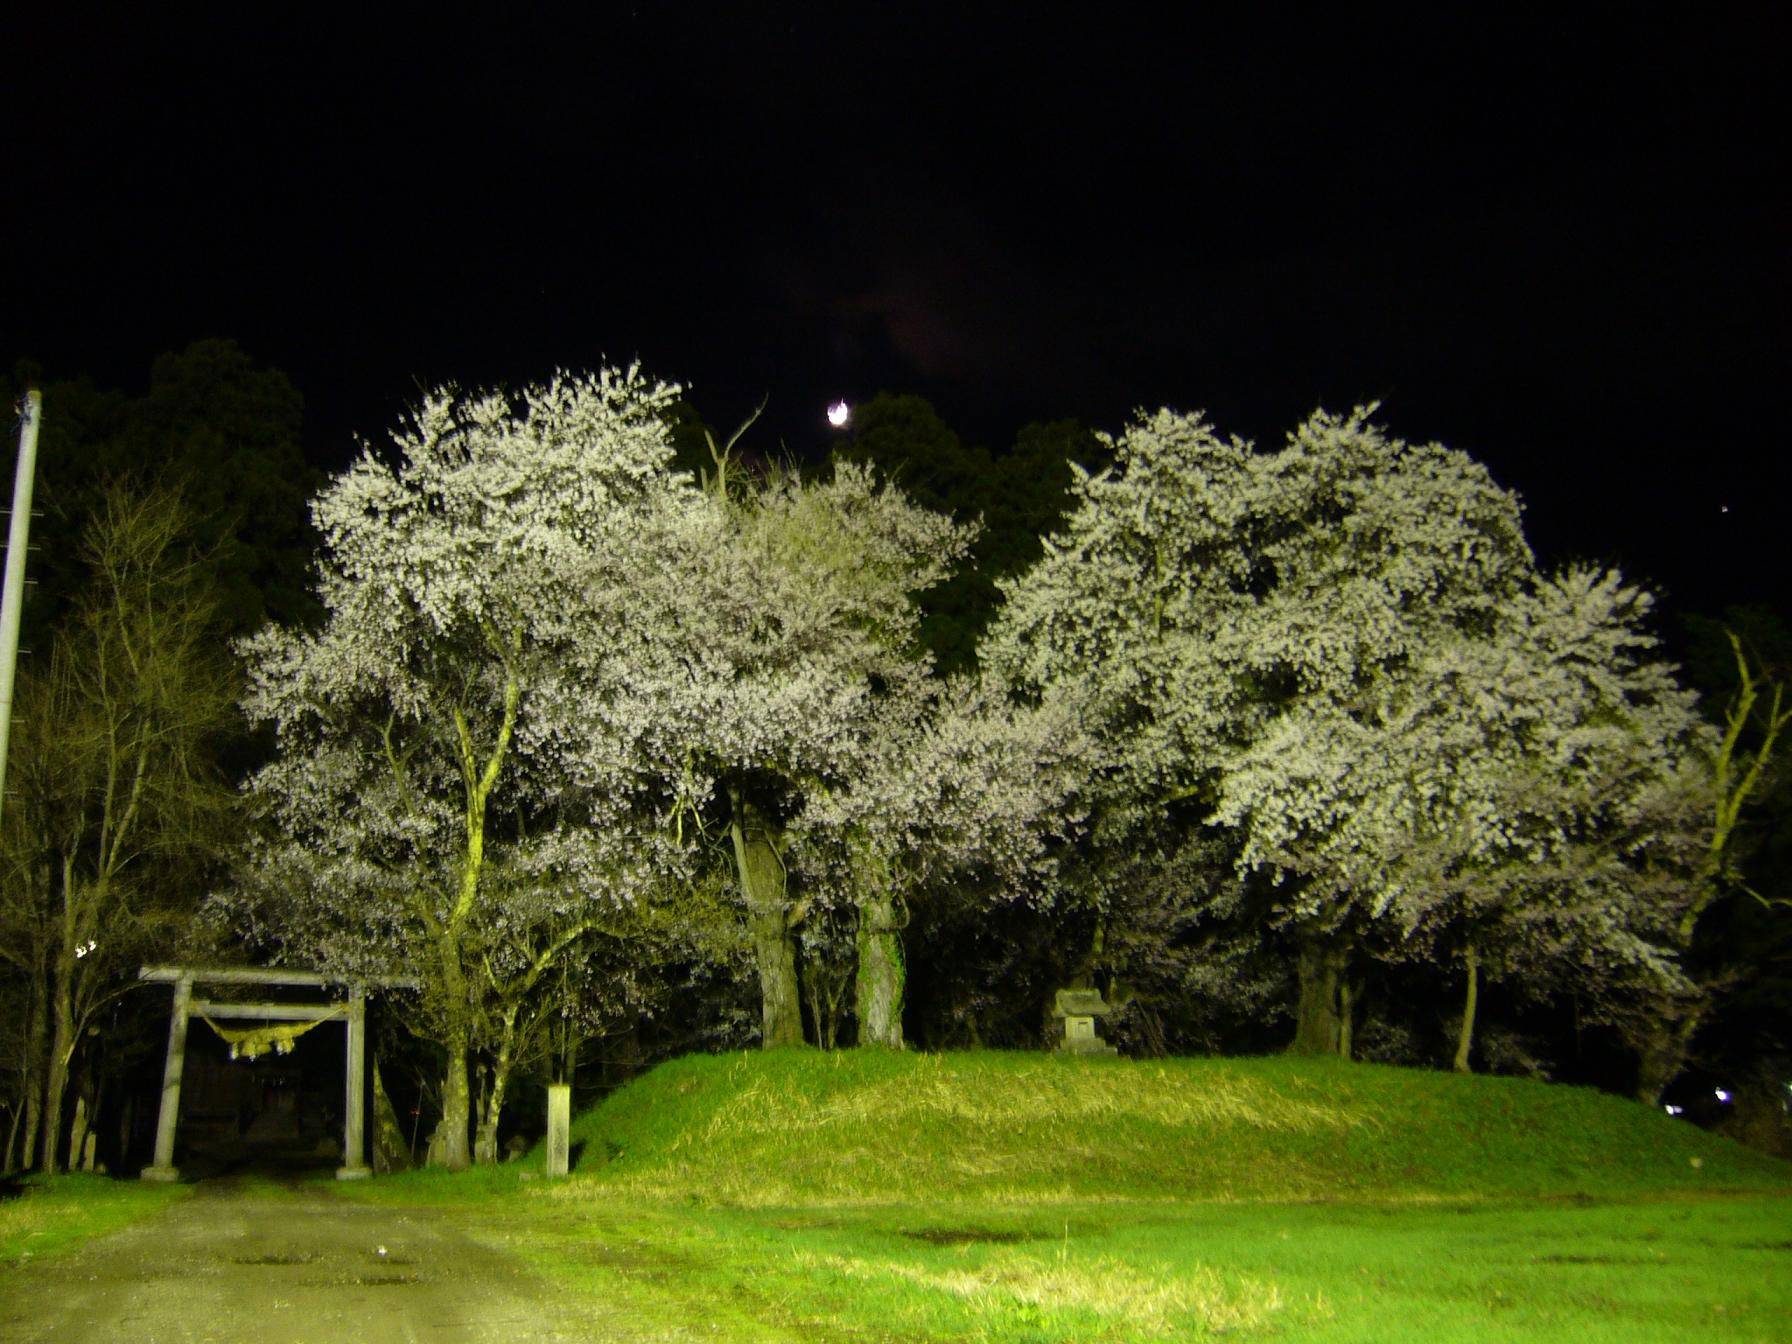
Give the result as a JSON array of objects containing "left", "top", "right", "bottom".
[{"left": 562, "top": 1049, "right": 1789, "bottom": 1205}]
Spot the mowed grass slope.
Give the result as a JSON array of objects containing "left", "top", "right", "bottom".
[
  {"left": 353, "top": 1053, "right": 1792, "bottom": 1342},
  {"left": 563, "top": 1049, "right": 1787, "bottom": 1205}
]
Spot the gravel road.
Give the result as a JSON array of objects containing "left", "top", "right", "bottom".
[{"left": 0, "top": 1175, "right": 621, "bottom": 1343}]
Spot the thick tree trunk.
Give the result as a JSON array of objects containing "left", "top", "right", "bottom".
[
  {"left": 1452, "top": 945, "right": 1480, "bottom": 1074},
  {"left": 474, "top": 1096, "right": 498, "bottom": 1165},
  {"left": 749, "top": 904, "right": 803, "bottom": 1048},
  {"left": 433, "top": 1033, "right": 472, "bottom": 1170},
  {"left": 856, "top": 891, "right": 905, "bottom": 1049},
  {"left": 729, "top": 785, "right": 804, "bottom": 1048},
  {"left": 1289, "top": 940, "right": 1348, "bottom": 1057}
]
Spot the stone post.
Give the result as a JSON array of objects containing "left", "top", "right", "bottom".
[
  {"left": 336, "top": 984, "right": 371, "bottom": 1179},
  {"left": 141, "top": 976, "right": 191, "bottom": 1181},
  {"left": 546, "top": 1084, "right": 571, "bottom": 1177}
]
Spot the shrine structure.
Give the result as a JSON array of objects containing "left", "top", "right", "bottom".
[{"left": 137, "top": 965, "right": 412, "bottom": 1182}]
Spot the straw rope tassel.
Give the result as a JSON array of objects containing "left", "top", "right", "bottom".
[{"left": 199, "top": 1011, "right": 344, "bottom": 1061}]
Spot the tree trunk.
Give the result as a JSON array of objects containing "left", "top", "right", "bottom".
[
  {"left": 749, "top": 904, "right": 803, "bottom": 1048},
  {"left": 41, "top": 954, "right": 77, "bottom": 1172},
  {"left": 856, "top": 891, "right": 905, "bottom": 1049},
  {"left": 433, "top": 1032, "right": 472, "bottom": 1170},
  {"left": 1635, "top": 1002, "right": 1703, "bottom": 1105},
  {"left": 67, "top": 1095, "right": 89, "bottom": 1175},
  {"left": 474, "top": 1098, "right": 498, "bottom": 1165},
  {"left": 802, "top": 954, "right": 846, "bottom": 1050},
  {"left": 1452, "top": 945, "right": 1480, "bottom": 1074},
  {"left": 21, "top": 957, "right": 47, "bottom": 1172},
  {"left": 1289, "top": 940, "right": 1347, "bottom": 1056},
  {"left": 474, "top": 1009, "right": 519, "bottom": 1166},
  {"left": 21, "top": 1090, "right": 40, "bottom": 1176},
  {"left": 729, "top": 784, "right": 804, "bottom": 1048},
  {"left": 4, "top": 1102, "right": 21, "bottom": 1174},
  {"left": 1337, "top": 975, "right": 1358, "bottom": 1062}
]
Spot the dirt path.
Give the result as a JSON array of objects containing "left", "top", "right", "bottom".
[{"left": 0, "top": 1176, "right": 625, "bottom": 1343}]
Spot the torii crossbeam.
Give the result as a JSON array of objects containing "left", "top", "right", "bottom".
[{"left": 138, "top": 966, "right": 414, "bottom": 1182}]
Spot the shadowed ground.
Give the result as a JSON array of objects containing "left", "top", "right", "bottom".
[{"left": 0, "top": 1169, "right": 625, "bottom": 1344}]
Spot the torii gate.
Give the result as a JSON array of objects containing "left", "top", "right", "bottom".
[{"left": 138, "top": 966, "right": 412, "bottom": 1182}]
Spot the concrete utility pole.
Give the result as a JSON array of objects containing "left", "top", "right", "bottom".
[{"left": 0, "top": 389, "right": 42, "bottom": 831}]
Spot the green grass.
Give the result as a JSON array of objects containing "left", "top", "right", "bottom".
[
  {"left": 443, "top": 1193, "right": 1787, "bottom": 1342},
  {"left": 330, "top": 1050, "right": 1791, "bottom": 1341},
  {"left": 0, "top": 1173, "right": 191, "bottom": 1265},
  {"left": 561, "top": 1049, "right": 1787, "bottom": 1203}
]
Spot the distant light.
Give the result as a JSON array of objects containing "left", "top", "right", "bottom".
[
  {"left": 1715, "top": 1088, "right": 1731, "bottom": 1103},
  {"left": 1664, "top": 1104, "right": 1684, "bottom": 1116},
  {"left": 827, "top": 400, "right": 851, "bottom": 429}
]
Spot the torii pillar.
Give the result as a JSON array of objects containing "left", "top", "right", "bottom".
[
  {"left": 336, "top": 983, "right": 370, "bottom": 1180},
  {"left": 139, "top": 975, "right": 191, "bottom": 1183}
]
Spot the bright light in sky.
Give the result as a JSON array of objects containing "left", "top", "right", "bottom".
[{"left": 827, "top": 400, "right": 851, "bottom": 428}]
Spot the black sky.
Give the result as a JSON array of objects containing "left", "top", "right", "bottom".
[{"left": 4, "top": 4, "right": 1786, "bottom": 620}]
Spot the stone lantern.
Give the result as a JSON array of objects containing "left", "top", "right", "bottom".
[{"left": 1051, "top": 987, "right": 1118, "bottom": 1057}]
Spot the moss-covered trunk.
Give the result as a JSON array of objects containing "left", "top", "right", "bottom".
[
  {"left": 748, "top": 906, "right": 803, "bottom": 1048},
  {"left": 426, "top": 929, "right": 474, "bottom": 1170},
  {"left": 856, "top": 890, "right": 905, "bottom": 1049},
  {"left": 434, "top": 1029, "right": 472, "bottom": 1170},
  {"left": 1289, "top": 939, "right": 1348, "bottom": 1057},
  {"left": 429, "top": 677, "right": 518, "bottom": 1172},
  {"left": 474, "top": 1006, "right": 520, "bottom": 1165},
  {"left": 729, "top": 784, "right": 804, "bottom": 1048}
]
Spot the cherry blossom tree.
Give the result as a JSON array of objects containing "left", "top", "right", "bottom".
[
  {"left": 1214, "top": 567, "right": 1713, "bottom": 1070},
  {"left": 985, "top": 405, "right": 1713, "bottom": 1059},
  {"left": 232, "top": 368, "right": 694, "bottom": 1168},
  {"left": 542, "top": 456, "right": 972, "bottom": 1047}
]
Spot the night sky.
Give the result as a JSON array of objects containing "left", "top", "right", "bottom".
[{"left": 5, "top": 5, "right": 1785, "bottom": 621}]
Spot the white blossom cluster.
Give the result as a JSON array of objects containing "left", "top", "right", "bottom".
[
  {"left": 226, "top": 366, "right": 1085, "bottom": 1067},
  {"left": 227, "top": 370, "right": 1716, "bottom": 1064},
  {"left": 229, "top": 368, "right": 702, "bottom": 1033},
  {"left": 986, "top": 405, "right": 1712, "bottom": 1010},
  {"left": 790, "top": 676, "right": 1091, "bottom": 915}
]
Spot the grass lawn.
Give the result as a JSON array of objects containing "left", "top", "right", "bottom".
[
  {"left": 425, "top": 1191, "right": 1787, "bottom": 1342},
  {"left": 0, "top": 1173, "right": 191, "bottom": 1265},
  {"left": 332, "top": 1050, "right": 1792, "bottom": 1341}
]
